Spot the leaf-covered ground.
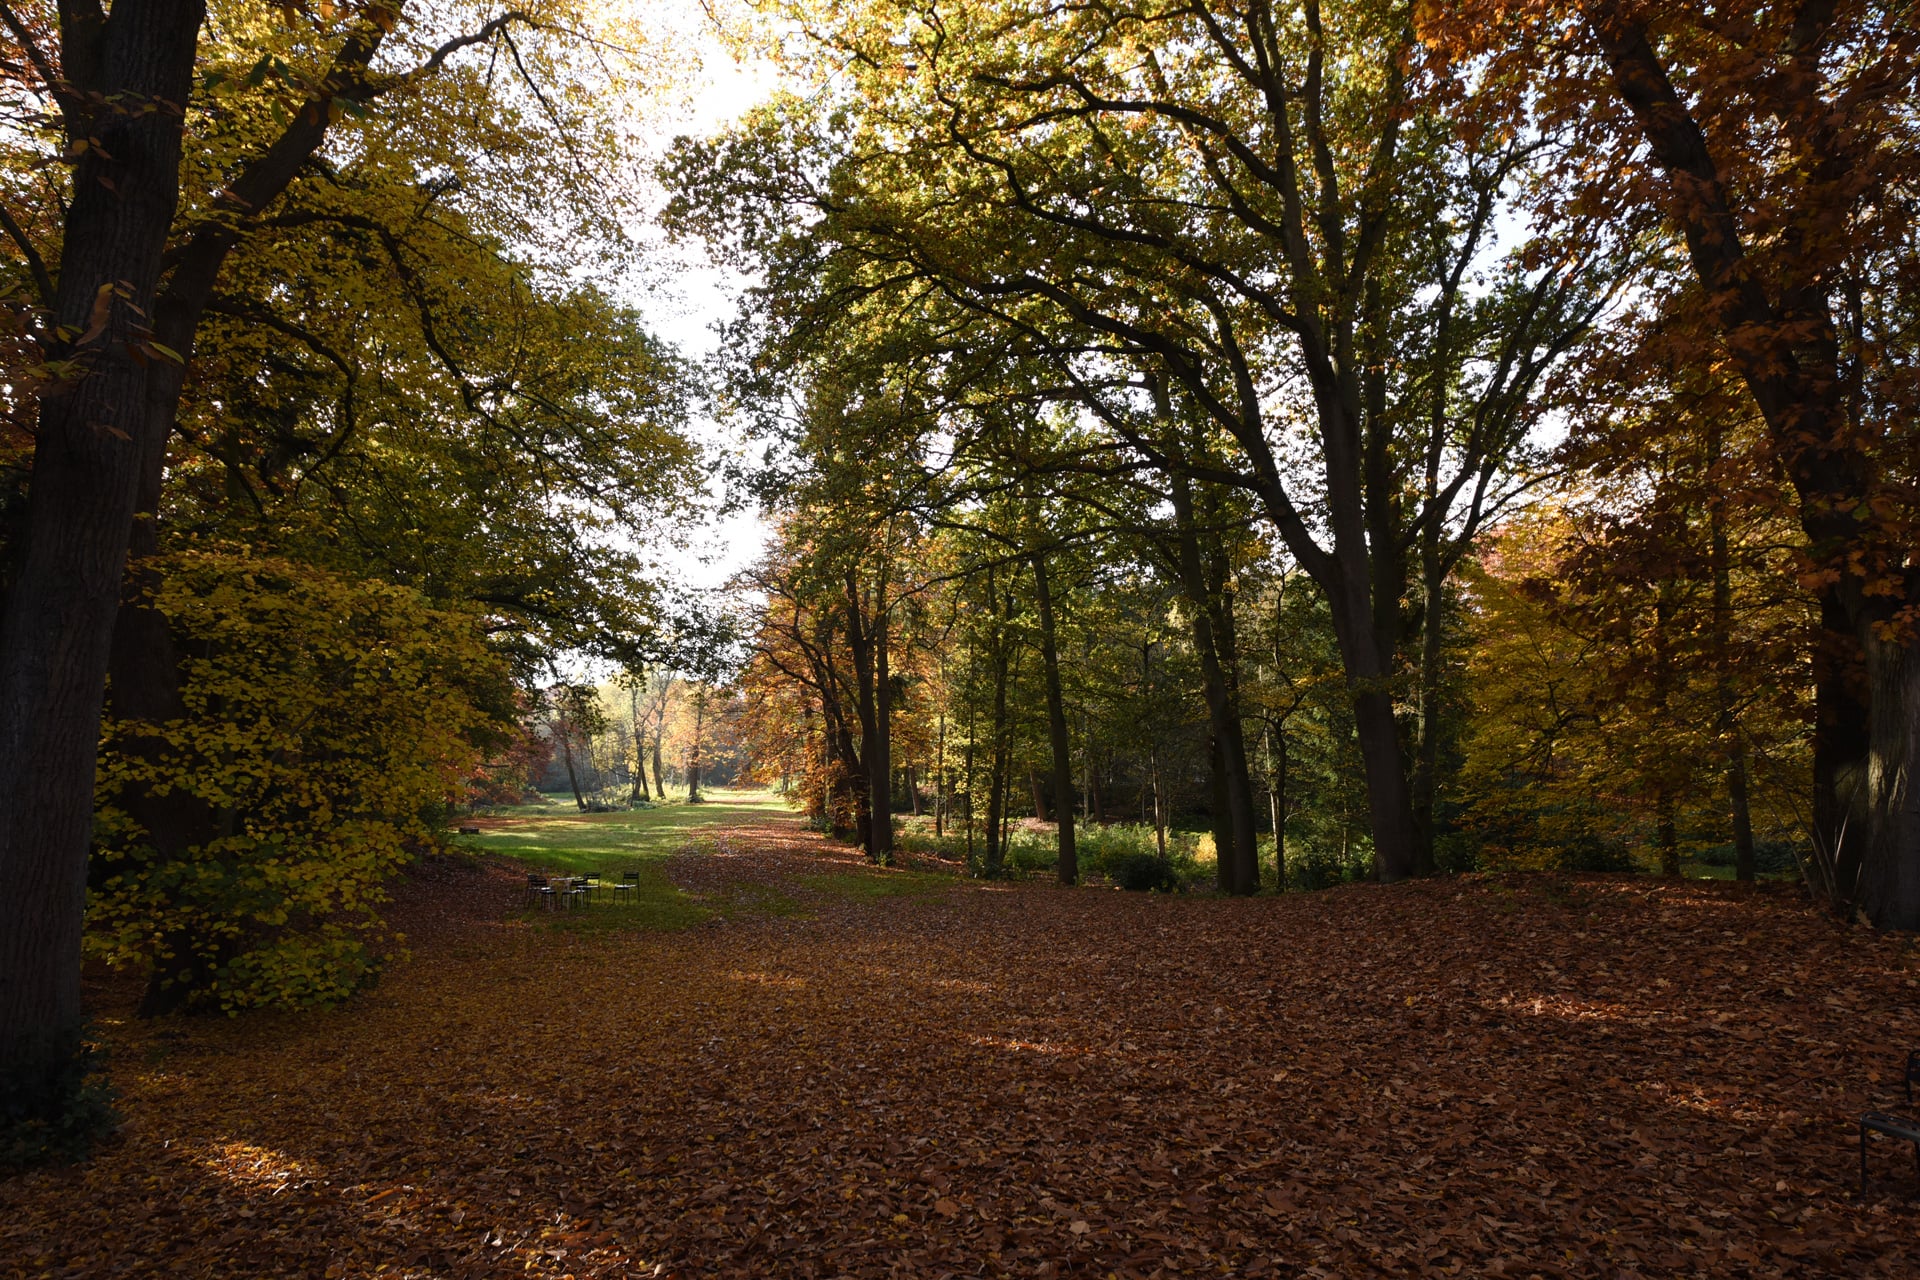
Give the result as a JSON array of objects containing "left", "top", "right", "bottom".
[{"left": 6, "top": 796, "right": 1919, "bottom": 1278}]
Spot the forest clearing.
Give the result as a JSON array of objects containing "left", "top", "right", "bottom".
[{"left": 4, "top": 795, "right": 1918, "bottom": 1278}]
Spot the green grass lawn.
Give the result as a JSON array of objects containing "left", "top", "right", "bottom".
[
  {"left": 456, "top": 788, "right": 799, "bottom": 931},
  {"left": 458, "top": 788, "right": 794, "bottom": 873},
  {"left": 456, "top": 789, "right": 964, "bottom": 932}
]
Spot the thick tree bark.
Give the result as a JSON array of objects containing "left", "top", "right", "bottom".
[
  {"left": 0, "top": 0, "right": 206, "bottom": 1111},
  {"left": 1032, "top": 553, "right": 1077, "bottom": 885},
  {"left": 1859, "top": 633, "right": 1920, "bottom": 927},
  {"left": 1168, "top": 476, "right": 1260, "bottom": 894}
]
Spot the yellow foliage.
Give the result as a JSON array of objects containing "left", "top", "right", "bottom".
[{"left": 89, "top": 546, "right": 512, "bottom": 1012}]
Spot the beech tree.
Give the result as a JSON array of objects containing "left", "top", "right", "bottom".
[
  {"left": 1423, "top": 0, "right": 1920, "bottom": 921},
  {"left": 0, "top": 0, "right": 680, "bottom": 1143}
]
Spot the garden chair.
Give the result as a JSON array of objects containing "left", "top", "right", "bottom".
[
  {"left": 610, "top": 870, "right": 640, "bottom": 905},
  {"left": 524, "top": 873, "right": 554, "bottom": 910}
]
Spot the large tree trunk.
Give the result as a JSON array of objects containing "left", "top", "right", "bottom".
[
  {"left": 1319, "top": 574, "right": 1420, "bottom": 884},
  {"left": 1169, "top": 476, "right": 1260, "bottom": 895},
  {"left": 0, "top": 1, "right": 206, "bottom": 1119},
  {"left": 108, "top": 464, "right": 220, "bottom": 1017},
  {"left": 1584, "top": 4, "right": 1910, "bottom": 921},
  {"left": 1859, "top": 631, "right": 1920, "bottom": 929},
  {"left": 845, "top": 570, "right": 892, "bottom": 862},
  {"left": 1032, "top": 553, "right": 1077, "bottom": 885}
]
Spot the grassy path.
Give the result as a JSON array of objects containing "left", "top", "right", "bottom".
[{"left": 4, "top": 796, "right": 1918, "bottom": 1277}]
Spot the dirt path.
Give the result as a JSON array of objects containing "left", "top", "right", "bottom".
[{"left": 4, "top": 812, "right": 1918, "bottom": 1277}]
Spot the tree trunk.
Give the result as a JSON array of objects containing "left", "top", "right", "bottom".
[
  {"left": 0, "top": 0, "right": 208, "bottom": 1128},
  {"left": 651, "top": 730, "right": 666, "bottom": 801},
  {"left": 1583, "top": 6, "right": 1908, "bottom": 920},
  {"left": 1273, "top": 726, "right": 1289, "bottom": 889},
  {"left": 845, "top": 569, "right": 892, "bottom": 861},
  {"left": 1032, "top": 553, "right": 1077, "bottom": 885},
  {"left": 686, "top": 686, "right": 706, "bottom": 802},
  {"left": 1150, "top": 751, "right": 1168, "bottom": 858},
  {"left": 559, "top": 717, "right": 588, "bottom": 811},
  {"left": 984, "top": 581, "right": 1013, "bottom": 877},
  {"left": 1705, "top": 427, "right": 1755, "bottom": 882},
  {"left": 934, "top": 710, "right": 947, "bottom": 837},
  {"left": 1409, "top": 546, "right": 1448, "bottom": 877},
  {"left": 1168, "top": 474, "right": 1260, "bottom": 894},
  {"left": 1858, "top": 630, "right": 1920, "bottom": 928},
  {"left": 1653, "top": 582, "right": 1678, "bottom": 876},
  {"left": 630, "top": 685, "right": 650, "bottom": 803}
]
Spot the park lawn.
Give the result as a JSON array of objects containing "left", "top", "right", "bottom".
[
  {"left": 457, "top": 787, "right": 794, "bottom": 874},
  {"left": 457, "top": 789, "right": 951, "bottom": 929},
  {"left": 456, "top": 789, "right": 795, "bottom": 931}
]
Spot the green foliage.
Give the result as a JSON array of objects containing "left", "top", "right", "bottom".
[
  {"left": 1106, "top": 852, "right": 1181, "bottom": 893},
  {"left": 89, "top": 547, "right": 513, "bottom": 1013}
]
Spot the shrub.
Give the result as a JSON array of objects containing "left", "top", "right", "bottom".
[
  {"left": 1556, "top": 832, "right": 1637, "bottom": 874},
  {"left": 1288, "top": 848, "right": 1347, "bottom": 892},
  {"left": 1108, "top": 851, "right": 1181, "bottom": 892},
  {"left": 1693, "top": 839, "right": 1800, "bottom": 875},
  {"left": 90, "top": 546, "right": 513, "bottom": 1014}
]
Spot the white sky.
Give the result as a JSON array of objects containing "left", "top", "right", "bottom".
[{"left": 631, "top": 4, "right": 783, "bottom": 592}]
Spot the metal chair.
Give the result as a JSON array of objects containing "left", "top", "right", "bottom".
[
  {"left": 1861, "top": 1112, "right": 1920, "bottom": 1194},
  {"left": 524, "top": 873, "right": 554, "bottom": 910},
  {"left": 610, "top": 870, "right": 640, "bottom": 905}
]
